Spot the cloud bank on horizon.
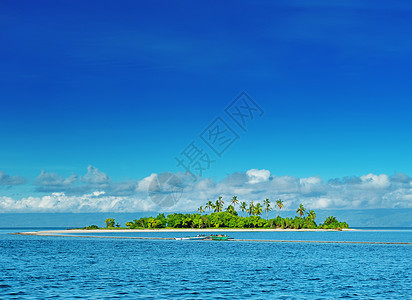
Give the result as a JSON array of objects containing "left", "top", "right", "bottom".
[{"left": 0, "top": 167, "right": 411, "bottom": 213}]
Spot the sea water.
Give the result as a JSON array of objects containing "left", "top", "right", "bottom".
[{"left": 1, "top": 228, "right": 411, "bottom": 299}]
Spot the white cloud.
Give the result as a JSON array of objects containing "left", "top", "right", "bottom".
[
  {"left": 2, "top": 169, "right": 412, "bottom": 213},
  {"left": 382, "top": 188, "right": 412, "bottom": 208},
  {"left": 136, "top": 173, "right": 157, "bottom": 191},
  {"left": 270, "top": 176, "right": 299, "bottom": 193},
  {"left": 300, "top": 176, "right": 322, "bottom": 186},
  {"left": 36, "top": 170, "right": 77, "bottom": 187},
  {"left": 246, "top": 169, "right": 271, "bottom": 184},
  {"left": 0, "top": 191, "right": 155, "bottom": 213},
  {"left": 359, "top": 173, "right": 390, "bottom": 189},
  {"left": 82, "top": 166, "right": 110, "bottom": 185},
  {"left": 299, "top": 176, "right": 324, "bottom": 194},
  {"left": 312, "top": 197, "right": 332, "bottom": 209},
  {"left": 35, "top": 166, "right": 114, "bottom": 194}
]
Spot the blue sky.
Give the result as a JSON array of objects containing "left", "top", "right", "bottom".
[{"left": 1, "top": 1, "right": 412, "bottom": 217}]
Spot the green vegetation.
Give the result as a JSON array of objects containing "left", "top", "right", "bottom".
[
  {"left": 276, "top": 199, "right": 284, "bottom": 217},
  {"left": 104, "top": 218, "right": 120, "bottom": 228},
  {"left": 91, "top": 197, "right": 348, "bottom": 230},
  {"left": 105, "top": 218, "right": 115, "bottom": 228},
  {"left": 82, "top": 224, "right": 99, "bottom": 230},
  {"left": 118, "top": 197, "right": 349, "bottom": 230}
]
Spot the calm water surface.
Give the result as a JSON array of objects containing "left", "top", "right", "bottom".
[
  {"left": 1, "top": 228, "right": 411, "bottom": 299},
  {"left": 60, "top": 229, "right": 412, "bottom": 243}
]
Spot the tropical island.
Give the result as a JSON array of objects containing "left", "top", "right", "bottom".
[{"left": 85, "top": 197, "right": 349, "bottom": 230}]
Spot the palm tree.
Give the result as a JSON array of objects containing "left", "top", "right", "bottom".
[
  {"left": 211, "top": 203, "right": 217, "bottom": 212},
  {"left": 276, "top": 199, "right": 284, "bottom": 217},
  {"left": 218, "top": 196, "right": 224, "bottom": 212},
  {"left": 240, "top": 202, "right": 247, "bottom": 217},
  {"left": 325, "top": 216, "right": 337, "bottom": 225},
  {"left": 231, "top": 196, "right": 239, "bottom": 211},
  {"left": 254, "top": 203, "right": 263, "bottom": 216},
  {"left": 197, "top": 206, "right": 205, "bottom": 215},
  {"left": 296, "top": 204, "right": 306, "bottom": 218},
  {"left": 214, "top": 200, "right": 220, "bottom": 212},
  {"left": 248, "top": 201, "right": 255, "bottom": 216},
  {"left": 226, "top": 205, "right": 236, "bottom": 215},
  {"left": 205, "top": 201, "right": 213, "bottom": 212},
  {"left": 263, "top": 198, "right": 271, "bottom": 220},
  {"left": 308, "top": 210, "right": 316, "bottom": 221}
]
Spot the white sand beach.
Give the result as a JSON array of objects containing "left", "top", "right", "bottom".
[{"left": 20, "top": 228, "right": 357, "bottom": 235}]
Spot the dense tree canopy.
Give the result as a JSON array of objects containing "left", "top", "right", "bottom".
[
  {"left": 123, "top": 212, "right": 348, "bottom": 230},
  {"left": 97, "top": 198, "right": 348, "bottom": 230},
  {"left": 122, "top": 198, "right": 348, "bottom": 230}
]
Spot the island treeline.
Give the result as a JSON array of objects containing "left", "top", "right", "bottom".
[{"left": 92, "top": 197, "right": 348, "bottom": 230}]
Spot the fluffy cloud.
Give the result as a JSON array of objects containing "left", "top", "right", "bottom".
[
  {"left": 299, "top": 176, "right": 325, "bottom": 196},
  {"left": 35, "top": 166, "right": 112, "bottom": 194},
  {"left": 246, "top": 169, "right": 271, "bottom": 184},
  {"left": 0, "top": 191, "right": 154, "bottom": 213},
  {"left": 35, "top": 170, "right": 79, "bottom": 193},
  {"left": 1, "top": 168, "right": 412, "bottom": 213},
  {"left": 82, "top": 166, "right": 110, "bottom": 185},
  {"left": 137, "top": 173, "right": 157, "bottom": 192},
  {"left": 0, "top": 171, "right": 26, "bottom": 186},
  {"left": 36, "top": 170, "right": 77, "bottom": 187},
  {"left": 389, "top": 173, "right": 411, "bottom": 184},
  {"left": 359, "top": 173, "right": 391, "bottom": 189}
]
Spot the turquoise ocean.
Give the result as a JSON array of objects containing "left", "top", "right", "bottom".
[{"left": 1, "top": 228, "right": 411, "bottom": 299}]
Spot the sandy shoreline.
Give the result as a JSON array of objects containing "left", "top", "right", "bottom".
[
  {"left": 13, "top": 228, "right": 412, "bottom": 245},
  {"left": 20, "top": 228, "right": 357, "bottom": 235}
]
